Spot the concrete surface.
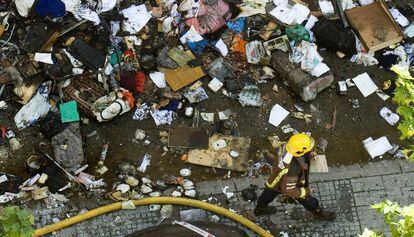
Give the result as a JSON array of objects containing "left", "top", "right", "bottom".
[{"left": 30, "top": 159, "right": 414, "bottom": 237}]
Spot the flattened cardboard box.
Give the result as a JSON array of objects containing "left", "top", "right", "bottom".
[{"left": 164, "top": 66, "right": 205, "bottom": 91}]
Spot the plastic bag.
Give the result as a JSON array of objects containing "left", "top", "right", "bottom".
[{"left": 286, "top": 25, "right": 310, "bottom": 42}]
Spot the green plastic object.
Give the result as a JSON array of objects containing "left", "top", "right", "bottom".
[
  {"left": 60, "top": 101, "right": 80, "bottom": 123},
  {"left": 285, "top": 25, "right": 310, "bottom": 42}
]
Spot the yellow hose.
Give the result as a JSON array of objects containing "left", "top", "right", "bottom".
[{"left": 33, "top": 197, "right": 273, "bottom": 237}]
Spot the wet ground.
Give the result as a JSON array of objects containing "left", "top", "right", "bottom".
[{"left": 0, "top": 48, "right": 404, "bottom": 188}]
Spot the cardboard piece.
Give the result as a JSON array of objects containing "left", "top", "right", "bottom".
[
  {"left": 168, "top": 127, "right": 209, "bottom": 149},
  {"left": 187, "top": 134, "right": 251, "bottom": 172},
  {"left": 164, "top": 66, "right": 205, "bottom": 91},
  {"left": 345, "top": 0, "right": 404, "bottom": 53},
  {"left": 310, "top": 155, "right": 329, "bottom": 173}
]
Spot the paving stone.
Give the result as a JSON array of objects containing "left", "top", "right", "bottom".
[{"left": 31, "top": 160, "right": 414, "bottom": 237}]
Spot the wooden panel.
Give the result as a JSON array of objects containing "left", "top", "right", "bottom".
[
  {"left": 310, "top": 155, "right": 329, "bottom": 173},
  {"left": 187, "top": 134, "right": 251, "bottom": 172},
  {"left": 164, "top": 66, "right": 205, "bottom": 91},
  {"left": 345, "top": 0, "right": 404, "bottom": 53},
  {"left": 168, "top": 127, "right": 209, "bottom": 149}
]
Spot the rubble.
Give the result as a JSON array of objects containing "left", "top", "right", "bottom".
[{"left": 0, "top": 1, "right": 411, "bottom": 234}]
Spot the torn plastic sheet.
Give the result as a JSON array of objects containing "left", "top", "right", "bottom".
[
  {"left": 350, "top": 53, "right": 378, "bottom": 67},
  {"left": 150, "top": 110, "right": 173, "bottom": 125},
  {"left": 138, "top": 154, "right": 152, "bottom": 173},
  {"left": 238, "top": 85, "right": 263, "bottom": 107},
  {"left": 14, "top": 82, "right": 52, "bottom": 130},
  {"left": 291, "top": 41, "right": 330, "bottom": 76},
  {"left": 122, "top": 4, "right": 152, "bottom": 33}
]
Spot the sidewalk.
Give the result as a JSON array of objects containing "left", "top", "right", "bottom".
[{"left": 31, "top": 159, "right": 414, "bottom": 237}]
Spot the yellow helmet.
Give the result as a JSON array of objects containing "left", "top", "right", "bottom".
[{"left": 286, "top": 133, "right": 315, "bottom": 157}]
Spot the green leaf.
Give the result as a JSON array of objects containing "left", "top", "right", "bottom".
[
  {"left": 398, "top": 121, "right": 414, "bottom": 140},
  {"left": 397, "top": 106, "right": 414, "bottom": 121}
]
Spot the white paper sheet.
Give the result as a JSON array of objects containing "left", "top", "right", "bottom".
[
  {"left": 305, "top": 15, "right": 319, "bottom": 30},
  {"left": 215, "top": 39, "right": 228, "bottom": 57},
  {"left": 292, "top": 3, "right": 310, "bottom": 25},
  {"left": 363, "top": 136, "right": 393, "bottom": 159},
  {"left": 352, "top": 73, "right": 378, "bottom": 97},
  {"left": 269, "top": 4, "right": 296, "bottom": 25},
  {"left": 149, "top": 72, "right": 167, "bottom": 88},
  {"left": 311, "top": 63, "right": 330, "bottom": 77},
  {"left": 318, "top": 1, "right": 335, "bottom": 15},
  {"left": 201, "top": 112, "right": 215, "bottom": 122},
  {"left": 208, "top": 78, "right": 224, "bottom": 92},
  {"left": 101, "top": 0, "right": 116, "bottom": 12},
  {"left": 75, "top": 6, "right": 101, "bottom": 25},
  {"left": 34, "top": 53, "right": 53, "bottom": 64},
  {"left": 273, "top": 0, "right": 287, "bottom": 6},
  {"left": 268, "top": 104, "right": 289, "bottom": 127},
  {"left": 122, "top": 4, "right": 152, "bottom": 33}
]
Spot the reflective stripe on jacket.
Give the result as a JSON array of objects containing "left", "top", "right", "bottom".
[{"left": 265, "top": 144, "right": 310, "bottom": 199}]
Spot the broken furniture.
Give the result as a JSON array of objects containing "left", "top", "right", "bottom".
[{"left": 345, "top": 0, "right": 404, "bottom": 53}]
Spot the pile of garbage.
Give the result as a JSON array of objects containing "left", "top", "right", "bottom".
[{"left": 0, "top": 0, "right": 413, "bottom": 208}]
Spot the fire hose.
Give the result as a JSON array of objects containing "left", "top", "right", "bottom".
[{"left": 33, "top": 197, "right": 273, "bottom": 237}]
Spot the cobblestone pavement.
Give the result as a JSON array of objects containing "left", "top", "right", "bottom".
[{"left": 31, "top": 159, "right": 414, "bottom": 237}]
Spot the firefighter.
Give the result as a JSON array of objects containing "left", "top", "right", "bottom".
[{"left": 254, "top": 133, "right": 336, "bottom": 221}]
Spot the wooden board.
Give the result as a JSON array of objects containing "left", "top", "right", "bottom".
[
  {"left": 164, "top": 66, "right": 205, "bottom": 91},
  {"left": 345, "top": 0, "right": 404, "bottom": 53},
  {"left": 187, "top": 134, "right": 251, "bottom": 172},
  {"left": 310, "top": 155, "right": 329, "bottom": 173},
  {"left": 168, "top": 127, "right": 209, "bottom": 149}
]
